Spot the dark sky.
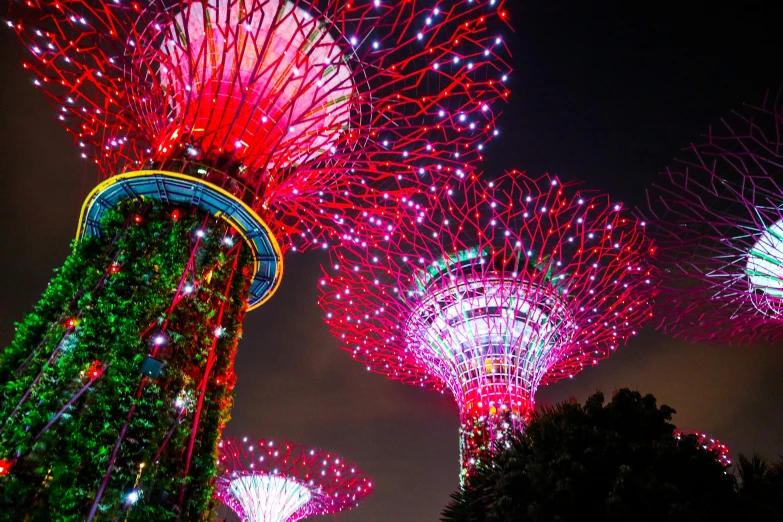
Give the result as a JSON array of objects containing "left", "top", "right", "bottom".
[{"left": 2, "top": 1, "right": 783, "bottom": 521}]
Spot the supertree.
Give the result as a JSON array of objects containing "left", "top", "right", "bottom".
[
  {"left": 675, "top": 430, "right": 732, "bottom": 468},
  {"left": 0, "top": 0, "right": 511, "bottom": 519},
  {"left": 215, "top": 437, "right": 372, "bottom": 522},
  {"left": 320, "top": 170, "right": 656, "bottom": 482},
  {"left": 645, "top": 89, "right": 783, "bottom": 344}
]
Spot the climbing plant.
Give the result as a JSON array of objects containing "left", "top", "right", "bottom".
[{"left": 0, "top": 199, "right": 251, "bottom": 521}]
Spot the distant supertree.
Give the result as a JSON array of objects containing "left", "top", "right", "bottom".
[
  {"left": 675, "top": 430, "right": 732, "bottom": 467},
  {"left": 320, "top": 171, "right": 656, "bottom": 481},
  {"left": 215, "top": 437, "right": 372, "bottom": 522},
  {"left": 646, "top": 89, "right": 783, "bottom": 344},
  {"left": 0, "top": 0, "right": 510, "bottom": 519}
]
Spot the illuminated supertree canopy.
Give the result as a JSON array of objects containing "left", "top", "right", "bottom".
[
  {"left": 215, "top": 437, "right": 372, "bottom": 522},
  {"left": 11, "top": 0, "right": 511, "bottom": 261},
  {"left": 0, "top": 0, "right": 510, "bottom": 519},
  {"left": 675, "top": 430, "right": 732, "bottom": 468},
  {"left": 320, "top": 170, "right": 656, "bottom": 481},
  {"left": 646, "top": 90, "right": 783, "bottom": 344}
]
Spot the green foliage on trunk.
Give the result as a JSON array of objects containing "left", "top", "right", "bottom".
[{"left": 0, "top": 199, "right": 251, "bottom": 521}]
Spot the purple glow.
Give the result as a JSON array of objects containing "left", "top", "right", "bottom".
[{"left": 215, "top": 437, "right": 373, "bottom": 521}]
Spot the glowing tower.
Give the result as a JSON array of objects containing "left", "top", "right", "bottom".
[
  {"left": 646, "top": 90, "right": 783, "bottom": 344},
  {"left": 0, "top": 0, "right": 509, "bottom": 518},
  {"left": 216, "top": 437, "right": 372, "bottom": 522},
  {"left": 675, "top": 430, "right": 732, "bottom": 468},
  {"left": 321, "top": 171, "right": 656, "bottom": 481}
]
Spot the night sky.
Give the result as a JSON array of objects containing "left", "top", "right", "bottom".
[{"left": 2, "top": 1, "right": 783, "bottom": 521}]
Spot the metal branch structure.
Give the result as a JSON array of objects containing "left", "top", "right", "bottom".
[
  {"left": 0, "top": 0, "right": 511, "bottom": 518},
  {"left": 320, "top": 170, "right": 656, "bottom": 481},
  {"left": 215, "top": 437, "right": 372, "bottom": 522},
  {"left": 10, "top": 0, "right": 512, "bottom": 258},
  {"left": 646, "top": 90, "right": 783, "bottom": 344},
  {"left": 675, "top": 430, "right": 732, "bottom": 467}
]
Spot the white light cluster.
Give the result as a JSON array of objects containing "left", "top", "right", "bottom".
[{"left": 228, "top": 474, "right": 312, "bottom": 522}]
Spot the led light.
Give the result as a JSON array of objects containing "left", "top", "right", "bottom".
[
  {"left": 318, "top": 172, "right": 655, "bottom": 483},
  {"left": 216, "top": 439, "right": 372, "bottom": 521}
]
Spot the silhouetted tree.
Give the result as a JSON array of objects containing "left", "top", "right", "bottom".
[
  {"left": 737, "top": 453, "right": 783, "bottom": 520},
  {"left": 442, "top": 389, "right": 741, "bottom": 522}
]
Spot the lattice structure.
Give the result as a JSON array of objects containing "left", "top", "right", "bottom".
[
  {"left": 1, "top": 0, "right": 511, "bottom": 518},
  {"left": 10, "top": 0, "right": 512, "bottom": 255},
  {"left": 675, "top": 430, "right": 732, "bottom": 467},
  {"left": 646, "top": 89, "right": 783, "bottom": 344},
  {"left": 320, "top": 170, "right": 656, "bottom": 481},
  {"left": 216, "top": 437, "right": 372, "bottom": 522}
]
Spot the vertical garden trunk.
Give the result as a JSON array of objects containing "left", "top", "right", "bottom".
[{"left": 0, "top": 199, "right": 252, "bottom": 521}]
